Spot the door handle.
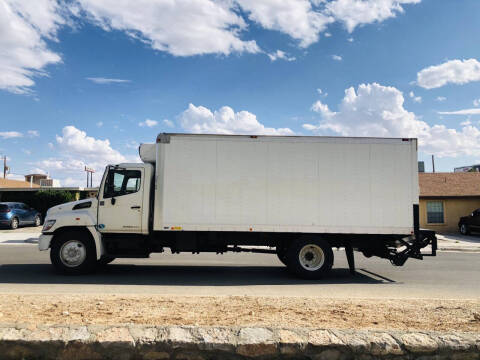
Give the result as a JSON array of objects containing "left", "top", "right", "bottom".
[{"left": 131, "top": 206, "right": 141, "bottom": 209}]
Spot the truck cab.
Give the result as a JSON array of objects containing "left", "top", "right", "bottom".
[{"left": 39, "top": 163, "right": 152, "bottom": 273}]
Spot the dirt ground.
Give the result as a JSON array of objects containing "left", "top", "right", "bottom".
[{"left": 0, "top": 295, "right": 479, "bottom": 332}]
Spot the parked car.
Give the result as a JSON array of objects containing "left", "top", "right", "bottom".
[
  {"left": 458, "top": 209, "right": 480, "bottom": 235},
  {"left": 0, "top": 202, "right": 42, "bottom": 229}
]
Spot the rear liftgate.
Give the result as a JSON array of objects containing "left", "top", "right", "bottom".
[{"left": 344, "top": 204, "right": 438, "bottom": 275}]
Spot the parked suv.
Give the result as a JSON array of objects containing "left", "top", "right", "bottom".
[
  {"left": 458, "top": 209, "right": 480, "bottom": 235},
  {"left": 0, "top": 202, "right": 42, "bottom": 229}
]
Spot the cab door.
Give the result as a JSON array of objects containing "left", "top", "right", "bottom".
[{"left": 98, "top": 167, "right": 144, "bottom": 233}]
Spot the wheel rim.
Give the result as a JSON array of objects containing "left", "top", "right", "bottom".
[
  {"left": 461, "top": 224, "right": 467, "bottom": 234},
  {"left": 12, "top": 219, "right": 18, "bottom": 228},
  {"left": 60, "top": 240, "right": 86, "bottom": 268},
  {"left": 298, "top": 244, "right": 325, "bottom": 271},
  {"left": 35, "top": 217, "right": 40, "bottom": 226}
]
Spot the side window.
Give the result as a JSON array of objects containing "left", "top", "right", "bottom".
[
  {"left": 426, "top": 201, "right": 444, "bottom": 224},
  {"left": 103, "top": 169, "right": 141, "bottom": 198}
]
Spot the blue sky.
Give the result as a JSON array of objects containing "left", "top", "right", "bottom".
[{"left": 1, "top": 0, "right": 480, "bottom": 186}]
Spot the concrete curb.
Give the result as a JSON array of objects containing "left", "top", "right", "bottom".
[
  {"left": 438, "top": 247, "right": 480, "bottom": 253},
  {"left": 0, "top": 324, "right": 479, "bottom": 359}
]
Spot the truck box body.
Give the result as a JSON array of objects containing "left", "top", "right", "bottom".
[{"left": 145, "top": 134, "right": 418, "bottom": 236}]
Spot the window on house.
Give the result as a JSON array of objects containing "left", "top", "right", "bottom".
[{"left": 427, "top": 201, "right": 444, "bottom": 224}]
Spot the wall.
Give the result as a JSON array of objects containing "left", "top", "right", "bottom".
[
  {"left": 420, "top": 197, "right": 480, "bottom": 233},
  {"left": 1, "top": 324, "right": 479, "bottom": 360}
]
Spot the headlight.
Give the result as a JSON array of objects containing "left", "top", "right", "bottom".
[{"left": 42, "top": 220, "right": 56, "bottom": 232}]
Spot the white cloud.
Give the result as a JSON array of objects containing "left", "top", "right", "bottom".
[
  {"left": 6, "top": 173, "right": 25, "bottom": 181},
  {"left": 47, "top": 142, "right": 54, "bottom": 149},
  {"left": 55, "top": 126, "right": 126, "bottom": 163},
  {"left": 409, "top": 91, "right": 422, "bottom": 103},
  {"left": 96, "top": 121, "right": 103, "bottom": 127},
  {"left": 126, "top": 140, "right": 139, "bottom": 149},
  {"left": 302, "top": 82, "right": 480, "bottom": 158},
  {"left": 0, "top": 0, "right": 66, "bottom": 94},
  {"left": 27, "top": 130, "right": 39, "bottom": 137},
  {"left": 22, "top": 149, "right": 31, "bottom": 155},
  {"left": 139, "top": 119, "right": 158, "bottom": 127},
  {"left": 316, "top": 88, "right": 328, "bottom": 97},
  {"left": 0, "top": 131, "right": 23, "bottom": 139},
  {"left": 324, "top": 32, "right": 332, "bottom": 37},
  {"left": 179, "top": 103, "right": 294, "bottom": 135},
  {"left": 236, "top": 0, "right": 334, "bottom": 48},
  {"left": 473, "top": 98, "right": 480, "bottom": 107},
  {"left": 311, "top": 100, "right": 336, "bottom": 117},
  {"left": 332, "top": 54, "right": 343, "bottom": 61},
  {"left": 324, "top": 0, "right": 421, "bottom": 33},
  {"left": 417, "top": 59, "right": 480, "bottom": 89},
  {"left": 347, "top": 37, "right": 354, "bottom": 42},
  {"left": 86, "top": 77, "right": 130, "bottom": 84},
  {"left": 438, "top": 108, "right": 480, "bottom": 115},
  {"left": 436, "top": 96, "right": 446, "bottom": 102},
  {"left": 1, "top": 1, "right": 423, "bottom": 96},
  {"left": 163, "top": 119, "right": 174, "bottom": 128},
  {"left": 267, "top": 50, "right": 296, "bottom": 62},
  {"left": 76, "top": 0, "right": 260, "bottom": 57},
  {"left": 37, "top": 125, "right": 128, "bottom": 187}
]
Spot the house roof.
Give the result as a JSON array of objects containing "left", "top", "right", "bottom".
[
  {"left": 419, "top": 172, "right": 480, "bottom": 197},
  {"left": 0, "top": 178, "right": 40, "bottom": 189},
  {"left": 25, "top": 174, "right": 48, "bottom": 177}
]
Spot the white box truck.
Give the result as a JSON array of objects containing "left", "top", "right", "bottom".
[{"left": 39, "top": 134, "right": 436, "bottom": 278}]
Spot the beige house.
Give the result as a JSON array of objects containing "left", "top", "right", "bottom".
[
  {"left": 0, "top": 178, "right": 40, "bottom": 189},
  {"left": 419, "top": 172, "right": 480, "bottom": 233}
]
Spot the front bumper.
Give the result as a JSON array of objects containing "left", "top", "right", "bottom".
[{"left": 38, "top": 234, "right": 53, "bottom": 251}]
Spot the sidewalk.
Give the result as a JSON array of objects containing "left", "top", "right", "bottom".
[
  {"left": 0, "top": 227, "right": 40, "bottom": 245},
  {"left": 436, "top": 233, "right": 480, "bottom": 252}
]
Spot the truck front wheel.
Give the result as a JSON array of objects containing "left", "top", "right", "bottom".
[
  {"left": 286, "top": 238, "right": 333, "bottom": 279},
  {"left": 50, "top": 231, "right": 97, "bottom": 275}
]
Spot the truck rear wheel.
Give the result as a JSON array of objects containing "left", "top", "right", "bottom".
[
  {"left": 50, "top": 231, "right": 97, "bottom": 275},
  {"left": 286, "top": 238, "right": 333, "bottom": 279}
]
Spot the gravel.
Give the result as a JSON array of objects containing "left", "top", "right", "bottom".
[{"left": 1, "top": 294, "right": 479, "bottom": 332}]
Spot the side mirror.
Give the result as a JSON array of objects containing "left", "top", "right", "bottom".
[{"left": 111, "top": 197, "right": 116, "bottom": 205}]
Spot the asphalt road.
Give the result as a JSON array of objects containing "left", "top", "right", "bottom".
[{"left": 0, "top": 244, "right": 479, "bottom": 299}]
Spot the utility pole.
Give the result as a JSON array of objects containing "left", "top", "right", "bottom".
[
  {"left": 84, "top": 166, "right": 95, "bottom": 187},
  {"left": 3, "top": 155, "right": 7, "bottom": 179},
  {"left": 431, "top": 155, "right": 435, "bottom": 173}
]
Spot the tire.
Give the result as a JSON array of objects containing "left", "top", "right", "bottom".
[
  {"left": 276, "top": 245, "right": 288, "bottom": 266},
  {"left": 34, "top": 215, "right": 41, "bottom": 227},
  {"left": 10, "top": 217, "right": 19, "bottom": 230},
  {"left": 459, "top": 223, "right": 470, "bottom": 235},
  {"left": 50, "top": 230, "right": 97, "bottom": 275},
  {"left": 286, "top": 237, "right": 334, "bottom": 279},
  {"left": 97, "top": 256, "right": 115, "bottom": 266}
]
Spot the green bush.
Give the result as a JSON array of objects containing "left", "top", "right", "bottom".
[
  {"left": 32, "top": 190, "right": 76, "bottom": 217},
  {"left": 0, "top": 190, "right": 76, "bottom": 217}
]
